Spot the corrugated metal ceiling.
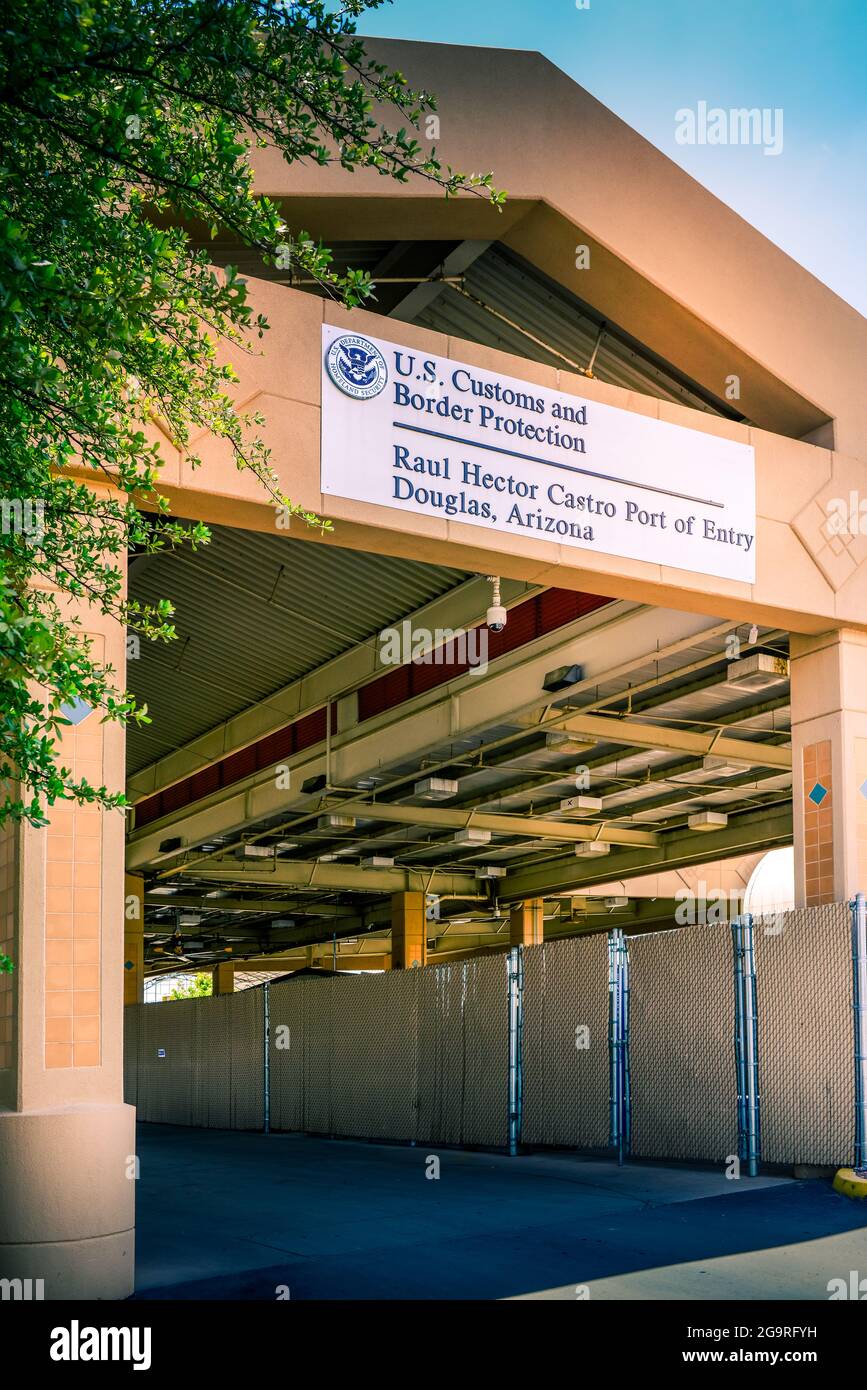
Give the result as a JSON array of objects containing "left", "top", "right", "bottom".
[
  {"left": 414, "top": 245, "right": 743, "bottom": 419},
  {"left": 127, "top": 526, "right": 469, "bottom": 775}
]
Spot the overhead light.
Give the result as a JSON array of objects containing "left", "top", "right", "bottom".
[
  {"left": 356, "top": 776, "right": 380, "bottom": 791},
  {"left": 235, "top": 843, "right": 274, "bottom": 859},
  {"left": 542, "top": 663, "right": 584, "bottom": 693},
  {"left": 275, "top": 840, "right": 299, "bottom": 853},
  {"left": 361, "top": 855, "right": 394, "bottom": 868},
  {"left": 688, "top": 810, "right": 728, "bottom": 832},
  {"left": 575, "top": 841, "right": 610, "bottom": 857},
  {"left": 317, "top": 814, "right": 356, "bottom": 831},
  {"left": 545, "top": 731, "right": 595, "bottom": 754},
  {"left": 271, "top": 918, "right": 295, "bottom": 929},
  {"left": 726, "top": 653, "right": 789, "bottom": 691},
  {"left": 475, "top": 865, "right": 507, "bottom": 879},
  {"left": 604, "top": 896, "right": 629, "bottom": 909},
  {"left": 301, "top": 774, "right": 328, "bottom": 795},
  {"left": 178, "top": 912, "right": 201, "bottom": 927},
  {"left": 702, "top": 755, "right": 751, "bottom": 775},
  {"left": 414, "top": 777, "right": 459, "bottom": 801},
  {"left": 149, "top": 885, "right": 178, "bottom": 896},
  {"left": 317, "top": 853, "right": 339, "bottom": 862},
  {"left": 453, "top": 827, "right": 491, "bottom": 845},
  {"left": 560, "top": 795, "right": 602, "bottom": 815}
]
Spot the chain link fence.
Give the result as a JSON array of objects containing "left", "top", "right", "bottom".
[
  {"left": 521, "top": 934, "right": 609, "bottom": 1150},
  {"left": 754, "top": 904, "right": 852, "bottom": 1166},
  {"left": 629, "top": 923, "right": 737, "bottom": 1163},
  {"left": 125, "top": 903, "right": 861, "bottom": 1168}
]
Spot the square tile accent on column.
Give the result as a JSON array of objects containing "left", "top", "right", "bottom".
[
  {"left": 44, "top": 638, "right": 104, "bottom": 1068},
  {"left": 803, "top": 740, "right": 833, "bottom": 907}
]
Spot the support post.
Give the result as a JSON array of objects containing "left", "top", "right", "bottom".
[
  {"left": 507, "top": 946, "right": 524, "bottom": 1156},
  {"left": 391, "top": 892, "right": 427, "bottom": 969},
  {"left": 608, "top": 929, "right": 630, "bottom": 1165},
  {"left": 509, "top": 899, "right": 543, "bottom": 948},
  {"left": 212, "top": 960, "right": 235, "bottom": 995},
  {"left": 263, "top": 981, "right": 271, "bottom": 1137},
  {"left": 732, "top": 915, "right": 760, "bottom": 1176},
  {"left": 851, "top": 893, "right": 867, "bottom": 1169}
]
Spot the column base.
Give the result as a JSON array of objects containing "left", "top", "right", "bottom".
[{"left": 0, "top": 1102, "right": 136, "bottom": 1300}]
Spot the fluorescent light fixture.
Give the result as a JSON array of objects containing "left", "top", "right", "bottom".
[
  {"left": 726, "top": 653, "right": 789, "bottom": 691},
  {"left": 317, "top": 814, "right": 356, "bottom": 831},
  {"left": 702, "top": 755, "right": 751, "bottom": 775},
  {"left": 560, "top": 795, "right": 602, "bottom": 815},
  {"left": 545, "top": 731, "right": 595, "bottom": 754},
  {"left": 604, "top": 896, "right": 628, "bottom": 909},
  {"left": 475, "top": 865, "right": 507, "bottom": 879},
  {"left": 574, "top": 841, "right": 610, "bottom": 857},
  {"left": 361, "top": 855, "right": 395, "bottom": 868},
  {"left": 688, "top": 810, "right": 729, "bottom": 832},
  {"left": 453, "top": 827, "right": 491, "bottom": 846},
  {"left": 415, "top": 777, "right": 459, "bottom": 801},
  {"left": 235, "top": 843, "right": 274, "bottom": 859}
]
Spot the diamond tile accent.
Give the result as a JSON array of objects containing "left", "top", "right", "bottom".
[{"left": 808, "top": 782, "right": 828, "bottom": 806}]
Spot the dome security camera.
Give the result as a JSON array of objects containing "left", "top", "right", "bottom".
[
  {"left": 486, "top": 604, "right": 507, "bottom": 633},
  {"left": 485, "top": 575, "right": 506, "bottom": 632}
]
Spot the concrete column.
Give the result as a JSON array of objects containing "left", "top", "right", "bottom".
[
  {"left": 124, "top": 874, "right": 144, "bottom": 1006},
  {"left": 391, "top": 892, "right": 427, "bottom": 969},
  {"left": 510, "top": 899, "right": 544, "bottom": 947},
  {"left": 212, "top": 960, "right": 235, "bottom": 995},
  {"left": 0, "top": 574, "right": 135, "bottom": 1299},
  {"left": 790, "top": 629, "right": 867, "bottom": 906}
]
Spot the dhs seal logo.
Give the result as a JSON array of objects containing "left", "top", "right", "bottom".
[{"left": 325, "top": 334, "right": 388, "bottom": 400}]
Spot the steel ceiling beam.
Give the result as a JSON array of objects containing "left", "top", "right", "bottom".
[
  {"left": 499, "top": 804, "right": 792, "bottom": 900},
  {"left": 553, "top": 713, "right": 791, "bottom": 770},
  {"left": 186, "top": 859, "right": 479, "bottom": 896}
]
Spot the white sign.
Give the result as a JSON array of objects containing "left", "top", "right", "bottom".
[{"left": 320, "top": 326, "right": 756, "bottom": 583}]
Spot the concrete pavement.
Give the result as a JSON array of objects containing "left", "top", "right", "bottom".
[{"left": 133, "top": 1125, "right": 867, "bottom": 1300}]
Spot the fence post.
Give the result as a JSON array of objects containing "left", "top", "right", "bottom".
[
  {"left": 507, "top": 946, "right": 524, "bottom": 1156},
  {"left": 263, "top": 981, "right": 271, "bottom": 1136},
  {"left": 621, "top": 932, "right": 632, "bottom": 1159},
  {"left": 851, "top": 894, "right": 867, "bottom": 1168},
  {"left": 608, "top": 929, "right": 630, "bottom": 1165},
  {"left": 732, "top": 915, "right": 760, "bottom": 1176}
]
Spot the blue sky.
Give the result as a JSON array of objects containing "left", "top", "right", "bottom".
[{"left": 363, "top": 0, "right": 867, "bottom": 316}]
